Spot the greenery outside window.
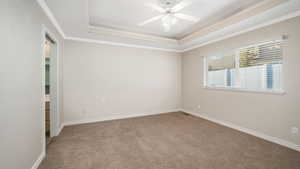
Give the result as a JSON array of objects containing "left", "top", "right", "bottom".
[{"left": 204, "top": 40, "right": 284, "bottom": 93}]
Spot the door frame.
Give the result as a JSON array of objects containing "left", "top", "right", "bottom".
[{"left": 41, "top": 25, "right": 60, "bottom": 151}]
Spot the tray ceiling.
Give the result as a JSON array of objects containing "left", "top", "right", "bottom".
[
  {"left": 42, "top": 0, "right": 300, "bottom": 51},
  {"left": 88, "top": 0, "right": 261, "bottom": 39}
]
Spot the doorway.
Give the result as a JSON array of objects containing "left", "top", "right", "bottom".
[
  {"left": 44, "top": 37, "right": 52, "bottom": 145},
  {"left": 42, "top": 27, "right": 59, "bottom": 149}
]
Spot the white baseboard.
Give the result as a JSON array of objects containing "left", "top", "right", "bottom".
[
  {"left": 30, "top": 150, "right": 45, "bottom": 169},
  {"left": 183, "top": 109, "right": 300, "bottom": 152},
  {"left": 63, "top": 109, "right": 181, "bottom": 126},
  {"left": 57, "top": 124, "right": 64, "bottom": 136}
]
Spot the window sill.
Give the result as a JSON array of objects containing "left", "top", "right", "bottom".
[{"left": 203, "top": 86, "right": 286, "bottom": 95}]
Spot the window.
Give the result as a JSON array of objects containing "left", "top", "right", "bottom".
[
  {"left": 206, "top": 53, "right": 236, "bottom": 88},
  {"left": 204, "top": 40, "right": 284, "bottom": 93}
]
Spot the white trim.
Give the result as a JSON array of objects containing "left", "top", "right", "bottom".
[
  {"left": 41, "top": 27, "right": 61, "bottom": 169},
  {"left": 42, "top": 26, "right": 61, "bottom": 137},
  {"left": 37, "top": 0, "right": 66, "bottom": 38},
  {"left": 58, "top": 124, "right": 64, "bottom": 135},
  {"left": 36, "top": 0, "right": 180, "bottom": 52},
  {"left": 63, "top": 109, "right": 181, "bottom": 126},
  {"left": 37, "top": 0, "right": 300, "bottom": 53},
  {"left": 203, "top": 40, "right": 285, "bottom": 95},
  {"left": 203, "top": 86, "right": 286, "bottom": 95},
  {"left": 30, "top": 150, "right": 45, "bottom": 169},
  {"left": 183, "top": 109, "right": 300, "bottom": 152},
  {"left": 180, "top": 0, "right": 289, "bottom": 44},
  {"left": 89, "top": 26, "right": 178, "bottom": 44},
  {"left": 182, "top": 10, "right": 300, "bottom": 52},
  {"left": 65, "top": 37, "right": 182, "bottom": 53}
]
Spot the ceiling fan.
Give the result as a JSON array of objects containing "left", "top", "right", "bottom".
[{"left": 138, "top": 0, "right": 199, "bottom": 32}]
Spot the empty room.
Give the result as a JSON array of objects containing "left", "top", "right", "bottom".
[{"left": 1, "top": 0, "right": 300, "bottom": 169}]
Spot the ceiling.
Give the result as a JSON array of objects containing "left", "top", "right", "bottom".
[
  {"left": 88, "top": 0, "right": 261, "bottom": 39},
  {"left": 42, "top": 0, "right": 300, "bottom": 51}
]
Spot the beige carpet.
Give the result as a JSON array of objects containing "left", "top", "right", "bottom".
[{"left": 39, "top": 112, "right": 300, "bottom": 169}]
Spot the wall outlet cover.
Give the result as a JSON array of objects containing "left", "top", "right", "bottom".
[{"left": 291, "top": 127, "right": 298, "bottom": 134}]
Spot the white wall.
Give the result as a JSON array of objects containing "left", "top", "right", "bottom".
[
  {"left": 63, "top": 41, "right": 181, "bottom": 124},
  {"left": 182, "top": 16, "right": 300, "bottom": 145},
  {"left": 0, "top": 1, "right": 64, "bottom": 169}
]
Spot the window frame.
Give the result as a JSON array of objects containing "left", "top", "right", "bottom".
[{"left": 203, "top": 40, "right": 286, "bottom": 95}]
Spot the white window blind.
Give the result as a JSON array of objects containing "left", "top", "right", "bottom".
[
  {"left": 238, "top": 41, "right": 283, "bottom": 90},
  {"left": 205, "top": 40, "right": 283, "bottom": 92},
  {"left": 239, "top": 41, "right": 282, "bottom": 67}
]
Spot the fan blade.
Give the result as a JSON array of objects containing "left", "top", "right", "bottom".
[
  {"left": 174, "top": 13, "right": 198, "bottom": 22},
  {"left": 146, "top": 4, "right": 166, "bottom": 13},
  {"left": 138, "top": 15, "right": 164, "bottom": 26},
  {"left": 172, "top": 1, "right": 192, "bottom": 12}
]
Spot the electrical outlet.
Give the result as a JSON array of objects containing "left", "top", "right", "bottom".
[
  {"left": 291, "top": 127, "right": 298, "bottom": 135},
  {"left": 197, "top": 105, "right": 201, "bottom": 109}
]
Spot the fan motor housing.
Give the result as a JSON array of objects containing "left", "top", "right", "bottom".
[{"left": 159, "top": 0, "right": 181, "bottom": 9}]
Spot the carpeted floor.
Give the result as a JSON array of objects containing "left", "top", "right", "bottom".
[{"left": 39, "top": 112, "right": 300, "bottom": 169}]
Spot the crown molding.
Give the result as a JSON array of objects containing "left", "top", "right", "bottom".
[
  {"left": 37, "top": 0, "right": 66, "bottom": 38},
  {"left": 37, "top": 0, "right": 300, "bottom": 53},
  {"left": 182, "top": 9, "right": 300, "bottom": 52},
  {"left": 36, "top": 0, "right": 180, "bottom": 52},
  {"left": 89, "top": 26, "right": 178, "bottom": 44},
  {"left": 179, "top": 0, "right": 289, "bottom": 44},
  {"left": 65, "top": 37, "right": 182, "bottom": 52}
]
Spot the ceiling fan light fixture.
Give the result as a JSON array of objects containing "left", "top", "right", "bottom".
[
  {"left": 171, "top": 16, "right": 178, "bottom": 25},
  {"left": 162, "top": 15, "right": 171, "bottom": 25},
  {"left": 139, "top": 0, "right": 197, "bottom": 32},
  {"left": 159, "top": 0, "right": 181, "bottom": 9},
  {"left": 163, "top": 23, "right": 171, "bottom": 32},
  {"left": 162, "top": 14, "right": 177, "bottom": 26}
]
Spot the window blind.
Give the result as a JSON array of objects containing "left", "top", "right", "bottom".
[
  {"left": 207, "top": 54, "right": 236, "bottom": 87},
  {"left": 239, "top": 41, "right": 283, "bottom": 67},
  {"left": 238, "top": 41, "right": 283, "bottom": 90},
  {"left": 207, "top": 54, "right": 235, "bottom": 71},
  {"left": 205, "top": 40, "right": 283, "bottom": 91}
]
